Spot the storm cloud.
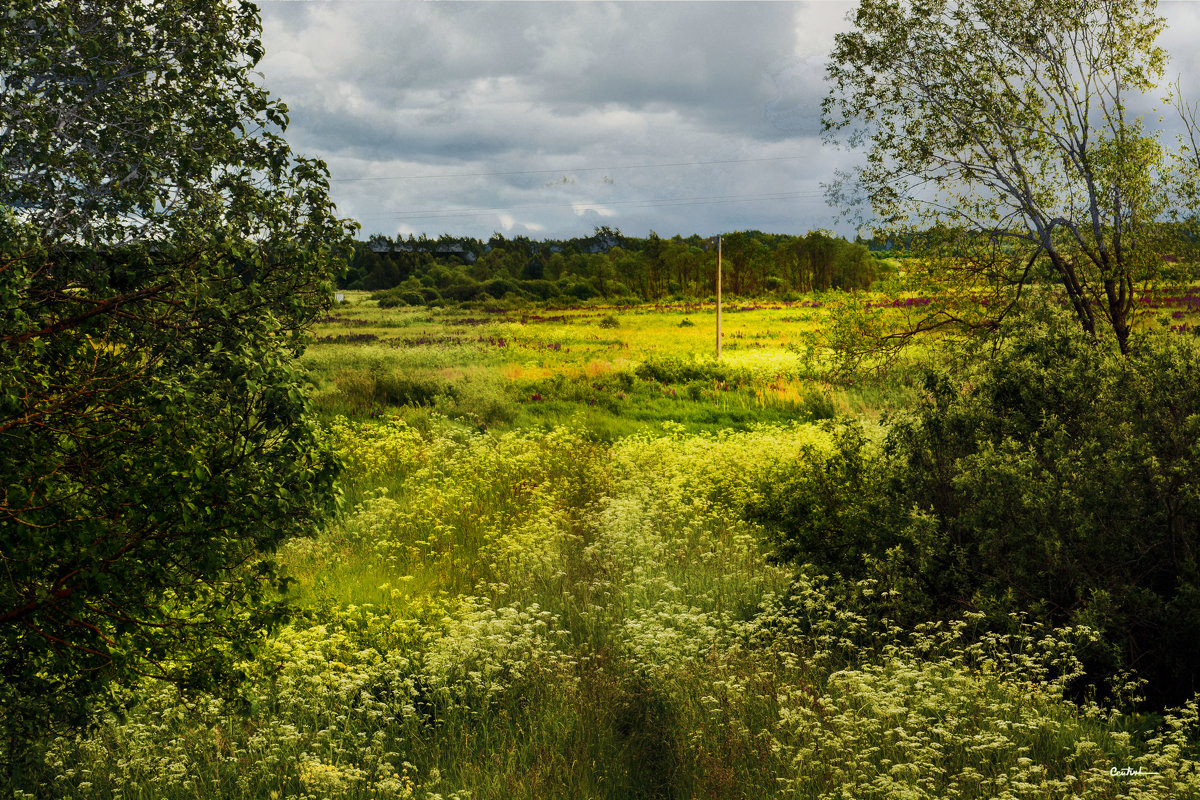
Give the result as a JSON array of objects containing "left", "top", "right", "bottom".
[{"left": 256, "top": 0, "right": 1200, "bottom": 241}]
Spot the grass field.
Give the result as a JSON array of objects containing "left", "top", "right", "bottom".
[
  {"left": 302, "top": 291, "right": 928, "bottom": 436},
  {"left": 31, "top": 292, "right": 1200, "bottom": 799}
]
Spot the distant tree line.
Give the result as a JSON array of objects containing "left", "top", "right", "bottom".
[{"left": 342, "top": 227, "right": 894, "bottom": 305}]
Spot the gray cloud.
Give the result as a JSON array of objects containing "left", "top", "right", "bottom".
[
  {"left": 256, "top": 0, "right": 1199, "bottom": 240},
  {"left": 765, "top": 56, "right": 828, "bottom": 137}
]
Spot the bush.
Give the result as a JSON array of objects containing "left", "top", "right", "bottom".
[
  {"left": 481, "top": 277, "right": 523, "bottom": 299},
  {"left": 375, "top": 373, "right": 457, "bottom": 407},
  {"left": 443, "top": 281, "right": 484, "bottom": 302},
  {"left": 566, "top": 281, "right": 600, "bottom": 301},
  {"left": 518, "top": 279, "right": 560, "bottom": 301},
  {"left": 755, "top": 303, "right": 1200, "bottom": 708},
  {"left": 634, "top": 356, "right": 743, "bottom": 386},
  {"left": 372, "top": 288, "right": 425, "bottom": 308},
  {"left": 334, "top": 367, "right": 458, "bottom": 409},
  {"left": 434, "top": 378, "right": 516, "bottom": 428}
]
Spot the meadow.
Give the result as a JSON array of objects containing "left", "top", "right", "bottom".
[
  {"left": 302, "top": 291, "right": 924, "bottom": 436},
  {"left": 31, "top": 291, "right": 1200, "bottom": 799}
]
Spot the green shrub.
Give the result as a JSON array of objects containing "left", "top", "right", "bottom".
[
  {"left": 375, "top": 372, "right": 456, "bottom": 407},
  {"left": 566, "top": 281, "right": 600, "bottom": 301},
  {"left": 434, "top": 378, "right": 516, "bottom": 428},
  {"left": 635, "top": 356, "right": 743, "bottom": 386},
  {"left": 372, "top": 288, "right": 425, "bottom": 308},
  {"left": 481, "top": 277, "right": 523, "bottom": 299},
  {"left": 517, "top": 278, "right": 560, "bottom": 300},
  {"left": 371, "top": 287, "right": 401, "bottom": 307},
  {"left": 333, "top": 367, "right": 458, "bottom": 409},
  {"left": 756, "top": 303, "right": 1200, "bottom": 708},
  {"left": 443, "top": 281, "right": 483, "bottom": 302}
]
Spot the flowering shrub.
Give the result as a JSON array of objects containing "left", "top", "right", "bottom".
[
  {"left": 759, "top": 304, "right": 1200, "bottom": 709},
  {"left": 32, "top": 418, "right": 1200, "bottom": 799}
]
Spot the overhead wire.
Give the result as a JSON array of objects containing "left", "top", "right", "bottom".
[
  {"left": 334, "top": 153, "right": 825, "bottom": 224},
  {"left": 331, "top": 155, "right": 811, "bottom": 182},
  {"left": 387, "top": 189, "right": 827, "bottom": 221}
]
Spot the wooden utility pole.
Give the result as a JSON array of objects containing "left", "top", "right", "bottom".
[{"left": 716, "top": 235, "right": 722, "bottom": 361}]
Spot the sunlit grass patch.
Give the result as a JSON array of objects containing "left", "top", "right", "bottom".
[
  {"left": 302, "top": 296, "right": 938, "bottom": 431},
  {"left": 499, "top": 362, "right": 556, "bottom": 381}
]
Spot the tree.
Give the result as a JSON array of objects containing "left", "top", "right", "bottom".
[
  {"left": 834, "top": 240, "right": 876, "bottom": 290},
  {"left": 0, "top": 0, "right": 355, "bottom": 778},
  {"left": 756, "top": 302, "right": 1200, "bottom": 708},
  {"left": 721, "top": 231, "right": 762, "bottom": 295},
  {"left": 824, "top": 0, "right": 1179, "bottom": 353},
  {"left": 801, "top": 230, "right": 841, "bottom": 291}
]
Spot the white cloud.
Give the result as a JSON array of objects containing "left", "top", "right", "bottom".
[
  {"left": 255, "top": 0, "right": 1200, "bottom": 241},
  {"left": 572, "top": 203, "right": 616, "bottom": 218}
]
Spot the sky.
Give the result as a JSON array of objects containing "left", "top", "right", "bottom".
[{"left": 255, "top": 0, "right": 1200, "bottom": 243}]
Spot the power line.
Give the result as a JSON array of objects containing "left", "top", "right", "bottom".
[
  {"left": 334, "top": 155, "right": 809, "bottom": 183},
  {"left": 388, "top": 189, "right": 826, "bottom": 220}
]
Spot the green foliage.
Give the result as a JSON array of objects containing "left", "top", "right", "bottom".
[
  {"left": 327, "top": 360, "right": 520, "bottom": 430},
  {"left": 634, "top": 355, "right": 742, "bottom": 386},
  {"left": 480, "top": 277, "right": 522, "bottom": 300},
  {"left": 24, "top": 421, "right": 1200, "bottom": 798},
  {"left": 565, "top": 280, "right": 601, "bottom": 301},
  {"left": 373, "top": 288, "right": 426, "bottom": 308},
  {"left": 758, "top": 304, "right": 1200, "bottom": 707},
  {"left": 792, "top": 291, "right": 905, "bottom": 383},
  {"left": 824, "top": 0, "right": 1179, "bottom": 351},
  {"left": 342, "top": 230, "right": 887, "bottom": 302},
  {"left": 754, "top": 422, "right": 892, "bottom": 579},
  {"left": 0, "top": 0, "right": 354, "bottom": 782}
]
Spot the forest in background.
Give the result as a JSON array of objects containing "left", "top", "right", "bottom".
[{"left": 344, "top": 228, "right": 890, "bottom": 303}]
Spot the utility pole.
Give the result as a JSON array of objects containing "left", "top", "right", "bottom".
[{"left": 716, "top": 235, "right": 722, "bottom": 361}]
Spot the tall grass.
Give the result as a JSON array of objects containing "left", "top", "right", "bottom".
[
  {"left": 23, "top": 297, "right": 1200, "bottom": 797},
  {"left": 29, "top": 421, "right": 1199, "bottom": 799},
  {"left": 300, "top": 295, "right": 921, "bottom": 432}
]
